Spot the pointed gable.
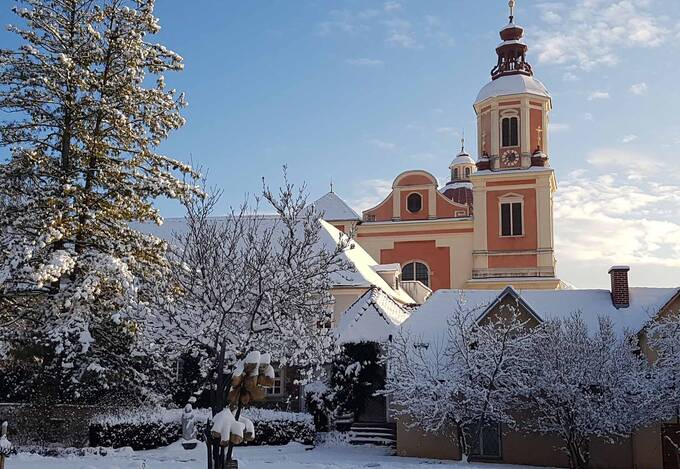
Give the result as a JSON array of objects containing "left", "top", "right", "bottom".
[
  {"left": 312, "top": 192, "right": 360, "bottom": 222},
  {"left": 335, "top": 287, "right": 411, "bottom": 344}
]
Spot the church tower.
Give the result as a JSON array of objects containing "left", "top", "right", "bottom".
[{"left": 467, "top": 0, "right": 560, "bottom": 289}]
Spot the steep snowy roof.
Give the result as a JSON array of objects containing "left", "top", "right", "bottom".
[
  {"left": 139, "top": 217, "right": 413, "bottom": 305},
  {"left": 335, "top": 287, "right": 411, "bottom": 344},
  {"left": 476, "top": 74, "right": 550, "bottom": 104},
  {"left": 321, "top": 221, "right": 414, "bottom": 305},
  {"left": 402, "top": 287, "right": 680, "bottom": 344},
  {"left": 311, "top": 192, "right": 360, "bottom": 222}
]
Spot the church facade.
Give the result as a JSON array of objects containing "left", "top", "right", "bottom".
[{"left": 328, "top": 4, "right": 563, "bottom": 293}]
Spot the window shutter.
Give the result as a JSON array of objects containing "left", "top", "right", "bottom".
[
  {"left": 501, "top": 203, "right": 512, "bottom": 236},
  {"left": 512, "top": 202, "right": 523, "bottom": 235}
]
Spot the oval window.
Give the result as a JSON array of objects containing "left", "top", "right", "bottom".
[{"left": 407, "top": 193, "right": 422, "bottom": 213}]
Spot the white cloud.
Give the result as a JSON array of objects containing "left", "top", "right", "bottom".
[
  {"left": 588, "top": 91, "right": 610, "bottom": 100},
  {"left": 555, "top": 169, "right": 680, "bottom": 272},
  {"left": 318, "top": 6, "right": 453, "bottom": 50},
  {"left": 346, "top": 57, "right": 384, "bottom": 66},
  {"left": 348, "top": 178, "right": 393, "bottom": 213},
  {"left": 370, "top": 139, "right": 397, "bottom": 150},
  {"left": 436, "top": 127, "right": 460, "bottom": 135},
  {"left": 562, "top": 72, "right": 579, "bottom": 82},
  {"left": 622, "top": 134, "right": 638, "bottom": 144},
  {"left": 534, "top": 1, "right": 670, "bottom": 69},
  {"left": 584, "top": 112, "right": 594, "bottom": 121},
  {"left": 551, "top": 123, "right": 571, "bottom": 133},
  {"left": 383, "top": 1, "right": 402, "bottom": 12},
  {"left": 586, "top": 147, "right": 664, "bottom": 174},
  {"left": 629, "top": 82, "right": 648, "bottom": 95},
  {"left": 386, "top": 31, "right": 418, "bottom": 48},
  {"left": 383, "top": 18, "right": 419, "bottom": 48},
  {"left": 542, "top": 10, "right": 562, "bottom": 25}
]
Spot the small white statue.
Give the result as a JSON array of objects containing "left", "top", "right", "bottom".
[
  {"left": 180, "top": 404, "right": 198, "bottom": 450},
  {"left": 0, "top": 421, "right": 12, "bottom": 469}
]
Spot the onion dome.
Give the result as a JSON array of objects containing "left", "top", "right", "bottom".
[
  {"left": 442, "top": 137, "right": 475, "bottom": 212},
  {"left": 448, "top": 137, "right": 476, "bottom": 182}
]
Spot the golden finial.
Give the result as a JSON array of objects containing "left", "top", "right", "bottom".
[
  {"left": 330, "top": 179, "right": 334, "bottom": 193},
  {"left": 509, "top": 0, "right": 516, "bottom": 22},
  {"left": 461, "top": 131, "right": 465, "bottom": 153}
]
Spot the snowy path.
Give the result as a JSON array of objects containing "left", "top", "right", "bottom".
[{"left": 8, "top": 441, "right": 552, "bottom": 469}]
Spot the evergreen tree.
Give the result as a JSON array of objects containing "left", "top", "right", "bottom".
[{"left": 0, "top": 0, "right": 197, "bottom": 403}]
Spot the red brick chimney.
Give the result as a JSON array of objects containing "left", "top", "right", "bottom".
[{"left": 609, "top": 266, "right": 630, "bottom": 308}]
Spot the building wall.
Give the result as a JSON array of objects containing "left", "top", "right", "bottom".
[
  {"left": 331, "top": 287, "right": 369, "bottom": 325},
  {"left": 356, "top": 220, "right": 474, "bottom": 290},
  {"left": 396, "top": 417, "right": 460, "bottom": 460}
]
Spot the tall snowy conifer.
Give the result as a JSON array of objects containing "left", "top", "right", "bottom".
[{"left": 0, "top": 0, "right": 197, "bottom": 402}]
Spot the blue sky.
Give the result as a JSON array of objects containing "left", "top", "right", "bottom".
[{"left": 2, "top": 0, "right": 680, "bottom": 288}]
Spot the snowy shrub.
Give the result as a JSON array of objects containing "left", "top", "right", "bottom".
[{"left": 89, "top": 407, "right": 314, "bottom": 450}]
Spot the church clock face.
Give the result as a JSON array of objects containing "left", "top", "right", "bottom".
[{"left": 502, "top": 150, "right": 519, "bottom": 167}]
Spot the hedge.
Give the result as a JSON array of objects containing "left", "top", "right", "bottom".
[{"left": 89, "top": 407, "right": 314, "bottom": 450}]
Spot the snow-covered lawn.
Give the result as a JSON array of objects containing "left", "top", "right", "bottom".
[{"left": 8, "top": 441, "right": 552, "bottom": 469}]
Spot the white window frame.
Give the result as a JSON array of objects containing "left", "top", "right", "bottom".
[
  {"left": 406, "top": 192, "right": 423, "bottom": 213},
  {"left": 500, "top": 110, "right": 520, "bottom": 149},
  {"left": 498, "top": 194, "right": 524, "bottom": 237},
  {"left": 266, "top": 367, "right": 285, "bottom": 396},
  {"left": 402, "top": 260, "right": 431, "bottom": 287}
]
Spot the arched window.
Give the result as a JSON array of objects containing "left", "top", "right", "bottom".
[
  {"left": 465, "top": 167, "right": 471, "bottom": 178},
  {"left": 501, "top": 116, "right": 519, "bottom": 147},
  {"left": 406, "top": 193, "right": 422, "bottom": 213},
  {"left": 402, "top": 261, "right": 430, "bottom": 287},
  {"left": 453, "top": 168, "right": 459, "bottom": 180}
]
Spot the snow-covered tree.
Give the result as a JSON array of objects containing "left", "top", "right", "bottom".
[
  {"left": 142, "top": 175, "right": 350, "bottom": 412},
  {"left": 647, "top": 312, "right": 680, "bottom": 422},
  {"left": 519, "top": 314, "right": 655, "bottom": 469},
  {"left": 385, "top": 295, "right": 535, "bottom": 461},
  {"left": 0, "top": 0, "right": 197, "bottom": 403}
]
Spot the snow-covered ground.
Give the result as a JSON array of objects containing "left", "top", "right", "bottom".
[{"left": 7, "top": 440, "right": 552, "bottom": 469}]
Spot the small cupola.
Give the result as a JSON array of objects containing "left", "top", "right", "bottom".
[
  {"left": 493, "top": 0, "right": 533, "bottom": 81},
  {"left": 449, "top": 137, "right": 476, "bottom": 182}
]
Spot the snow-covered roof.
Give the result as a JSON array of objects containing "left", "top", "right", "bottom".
[
  {"left": 449, "top": 152, "right": 475, "bottom": 167},
  {"left": 335, "top": 287, "right": 411, "bottom": 344},
  {"left": 475, "top": 74, "right": 550, "bottom": 104},
  {"left": 372, "top": 263, "right": 401, "bottom": 273},
  {"left": 311, "top": 192, "right": 360, "bottom": 222},
  {"left": 402, "top": 287, "right": 680, "bottom": 344},
  {"left": 137, "top": 217, "right": 413, "bottom": 305},
  {"left": 440, "top": 181, "right": 473, "bottom": 193},
  {"left": 321, "top": 221, "right": 414, "bottom": 305}
]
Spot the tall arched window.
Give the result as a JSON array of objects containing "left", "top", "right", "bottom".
[
  {"left": 453, "top": 168, "right": 459, "bottom": 180},
  {"left": 501, "top": 116, "right": 519, "bottom": 147},
  {"left": 465, "top": 167, "right": 471, "bottom": 178},
  {"left": 402, "top": 261, "right": 430, "bottom": 287},
  {"left": 406, "top": 193, "right": 422, "bottom": 213}
]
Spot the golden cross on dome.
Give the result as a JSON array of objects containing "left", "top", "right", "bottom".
[
  {"left": 536, "top": 125, "right": 543, "bottom": 151},
  {"left": 509, "top": 0, "right": 516, "bottom": 22}
]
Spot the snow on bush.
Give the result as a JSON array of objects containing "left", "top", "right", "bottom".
[{"left": 89, "top": 407, "right": 314, "bottom": 450}]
